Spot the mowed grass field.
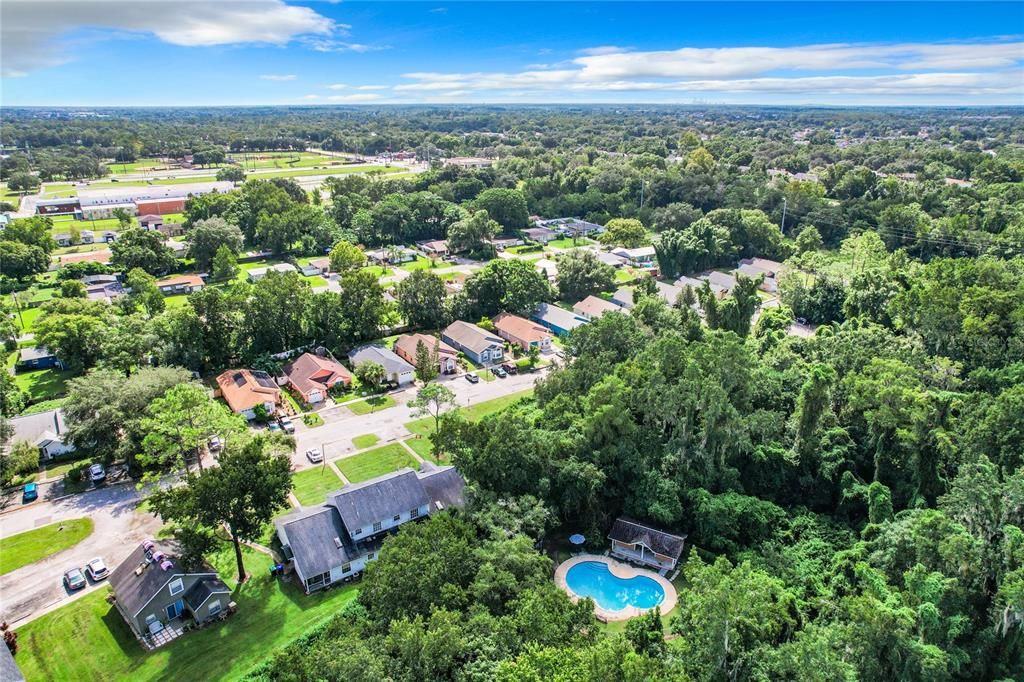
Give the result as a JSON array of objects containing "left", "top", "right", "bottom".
[
  {"left": 0, "top": 518, "right": 94, "bottom": 575},
  {"left": 335, "top": 444, "right": 417, "bottom": 483},
  {"left": 291, "top": 466, "right": 343, "bottom": 505},
  {"left": 13, "top": 546, "right": 358, "bottom": 682}
]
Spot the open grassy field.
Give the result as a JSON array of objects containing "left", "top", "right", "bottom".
[
  {"left": 227, "top": 152, "right": 331, "bottom": 170},
  {"left": 335, "top": 443, "right": 417, "bottom": 483},
  {"left": 107, "top": 157, "right": 170, "bottom": 174},
  {"left": 346, "top": 394, "right": 396, "bottom": 415},
  {"left": 0, "top": 518, "right": 94, "bottom": 575},
  {"left": 13, "top": 545, "right": 358, "bottom": 682},
  {"left": 13, "top": 366, "right": 78, "bottom": 402},
  {"left": 405, "top": 388, "right": 534, "bottom": 437},
  {"left": 291, "top": 466, "right": 343, "bottom": 505}
]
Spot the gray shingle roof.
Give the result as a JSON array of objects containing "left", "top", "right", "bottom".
[
  {"left": 18, "top": 346, "right": 56, "bottom": 362},
  {"left": 8, "top": 409, "right": 66, "bottom": 447},
  {"left": 347, "top": 344, "right": 414, "bottom": 375},
  {"left": 608, "top": 518, "right": 686, "bottom": 561},
  {"left": 533, "top": 303, "right": 588, "bottom": 332},
  {"left": 418, "top": 463, "right": 466, "bottom": 511},
  {"left": 275, "top": 507, "right": 354, "bottom": 579},
  {"left": 184, "top": 578, "right": 230, "bottom": 611},
  {"left": 442, "top": 321, "right": 503, "bottom": 356},
  {"left": 329, "top": 468, "right": 428, "bottom": 531},
  {"left": 109, "top": 542, "right": 217, "bottom": 617},
  {"left": 0, "top": 643, "right": 24, "bottom": 682}
]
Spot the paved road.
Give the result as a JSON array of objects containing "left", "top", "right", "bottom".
[
  {"left": 292, "top": 367, "right": 546, "bottom": 466},
  {"left": 0, "top": 483, "right": 162, "bottom": 625}
]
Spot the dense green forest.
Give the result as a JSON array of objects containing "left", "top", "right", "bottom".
[{"left": 2, "top": 106, "right": 1022, "bottom": 680}]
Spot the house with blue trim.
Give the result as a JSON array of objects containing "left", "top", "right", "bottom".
[
  {"left": 17, "top": 347, "right": 64, "bottom": 370},
  {"left": 531, "top": 303, "right": 589, "bottom": 337},
  {"left": 441, "top": 321, "right": 505, "bottom": 366}
]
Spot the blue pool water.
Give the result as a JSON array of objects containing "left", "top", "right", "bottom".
[{"left": 565, "top": 561, "right": 665, "bottom": 611}]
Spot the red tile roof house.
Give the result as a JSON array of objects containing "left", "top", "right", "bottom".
[
  {"left": 155, "top": 275, "right": 205, "bottom": 296},
  {"left": 282, "top": 353, "right": 352, "bottom": 404},
  {"left": 394, "top": 333, "right": 459, "bottom": 374},
  {"left": 216, "top": 369, "right": 282, "bottom": 420},
  {"left": 492, "top": 312, "right": 553, "bottom": 353}
]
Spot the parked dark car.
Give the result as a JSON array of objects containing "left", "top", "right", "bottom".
[
  {"left": 465, "top": 373, "right": 480, "bottom": 384},
  {"left": 501, "top": 363, "right": 518, "bottom": 375},
  {"left": 492, "top": 366, "right": 507, "bottom": 378},
  {"left": 63, "top": 567, "right": 87, "bottom": 591}
]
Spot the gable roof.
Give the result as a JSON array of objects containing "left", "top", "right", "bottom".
[
  {"left": 138, "top": 214, "right": 163, "bottom": 223},
  {"left": 573, "top": 295, "right": 621, "bottom": 319},
  {"left": 8, "top": 409, "right": 67, "bottom": 448},
  {"left": 611, "top": 287, "right": 634, "bottom": 308},
  {"left": 18, "top": 346, "right": 56, "bottom": 362},
  {"left": 418, "top": 463, "right": 466, "bottom": 511},
  {"left": 655, "top": 281, "right": 684, "bottom": 305},
  {"left": 493, "top": 312, "right": 552, "bottom": 343},
  {"left": 394, "top": 334, "right": 457, "bottom": 362},
  {"left": 215, "top": 369, "right": 280, "bottom": 412},
  {"left": 442, "top": 321, "right": 503, "bottom": 355},
  {"left": 184, "top": 578, "right": 230, "bottom": 611},
  {"left": 608, "top": 518, "right": 687, "bottom": 561},
  {"left": 283, "top": 353, "right": 351, "bottom": 395},
  {"left": 109, "top": 541, "right": 217, "bottom": 617},
  {"left": 275, "top": 506, "right": 354, "bottom": 579},
  {"left": 347, "top": 344, "right": 414, "bottom": 375},
  {"left": 328, "top": 468, "right": 429, "bottom": 531},
  {"left": 703, "top": 271, "right": 737, "bottom": 292},
  {"left": 533, "top": 303, "right": 588, "bottom": 332}
]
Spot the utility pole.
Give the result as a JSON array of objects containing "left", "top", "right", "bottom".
[{"left": 780, "top": 198, "right": 788, "bottom": 234}]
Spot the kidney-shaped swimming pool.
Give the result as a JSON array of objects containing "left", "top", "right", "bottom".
[{"left": 564, "top": 560, "right": 665, "bottom": 612}]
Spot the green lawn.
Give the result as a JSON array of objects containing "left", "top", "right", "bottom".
[
  {"left": 13, "top": 546, "right": 358, "bottom": 682},
  {"left": 404, "top": 436, "right": 441, "bottom": 463},
  {"left": 360, "top": 265, "right": 393, "bottom": 278},
  {"left": 43, "top": 456, "right": 92, "bottom": 480},
  {"left": 13, "top": 306, "right": 43, "bottom": 332},
  {"left": 405, "top": 388, "right": 534, "bottom": 438},
  {"left": 0, "top": 518, "right": 94, "bottom": 575},
  {"left": 352, "top": 433, "right": 380, "bottom": 449},
  {"left": 18, "top": 397, "right": 68, "bottom": 416},
  {"left": 399, "top": 256, "right": 433, "bottom": 272},
  {"left": 14, "top": 367, "right": 77, "bottom": 402},
  {"left": 548, "top": 237, "right": 595, "bottom": 249},
  {"left": 474, "top": 368, "right": 496, "bottom": 382},
  {"left": 291, "top": 466, "right": 343, "bottom": 506},
  {"left": 302, "top": 413, "right": 324, "bottom": 428},
  {"left": 615, "top": 268, "right": 636, "bottom": 283},
  {"left": 336, "top": 444, "right": 418, "bottom": 483},
  {"left": 304, "top": 275, "right": 329, "bottom": 288},
  {"left": 346, "top": 394, "right": 396, "bottom": 415}
]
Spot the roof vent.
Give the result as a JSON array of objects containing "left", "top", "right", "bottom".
[
  {"left": 333, "top": 537, "right": 342, "bottom": 549},
  {"left": 142, "top": 539, "right": 155, "bottom": 551},
  {"left": 152, "top": 551, "right": 166, "bottom": 563},
  {"left": 160, "top": 559, "right": 174, "bottom": 571}
]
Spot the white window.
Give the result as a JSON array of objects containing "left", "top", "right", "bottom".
[
  {"left": 144, "top": 614, "right": 158, "bottom": 625},
  {"left": 208, "top": 600, "right": 221, "bottom": 616},
  {"left": 169, "top": 578, "right": 184, "bottom": 596},
  {"left": 373, "top": 521, "right": 382, "bottom": 532}
]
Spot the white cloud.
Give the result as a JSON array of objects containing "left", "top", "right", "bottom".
[
  {"left": 2, "top": 0, "right": 335, "bottom": 77},
  {"left": 260, "top": 74, "right": 297, "bottom": 81},
  {"left": 302, "top": 94, "right": 321, "bottom": 100},
  {"left": 356, "top": 85, "right": 389, "bottom": 90},
  {"left": 326, "top": 83, "right": 348, "bottom": 90},
  {"left": 390, "top": 40, "right": 1024, "bottom": 102},
  {"left": 577, "top": 46, "right": 629, "bottom": 56},
  {"left": 326, "top": 93, "right": 384, "bottom": 102},
  {"left": 304, "top": 39, "right": 381, "bottom": 53}
]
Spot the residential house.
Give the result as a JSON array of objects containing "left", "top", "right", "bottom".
[
  {"left": 532, "top": 302, "right": 589, "bottom": 337},
  {"left": 0, "top": 637, "right": 25, "bottom": 682},
  {"left": 155, "top": 275, "right": 205, "bottom": 296},
  {"left": 365, "top": 247, "right": 416, "bottom": 265},
  {"left": 17, "top": 346, "right": 64, "bottom": 370},
  {"left": 573, "top": 295, "right": 622, "bottom": 320},
  {"left": 102, "top": 230, "right": 117, "bottom": 243},
  {"left": 54, "top": 233, "right": 73, "bottom": 247},
  {"left": 6, "top": 409, "right": 75, "bottom": 460},
  {"left": 701, "top": 271, "right": 737, "bottom": 293},
  {"left": 490, "top": 235, "right": 525, "bottom": 251},
  {"left": 594, "top": 251, "right": 626, "bottom": 268},
  {"left": 493, "top": 312, "right": 553, "bottom": 353},
  {"left": 347, "top": 345, "right": 415, "bottom": 386},
  {"left": 139, "top": 214, "right": 164, "bottom": 231},
  {"left": 247, "top": 263, "right": 297, "bottom": 282},
  {"left": 165, "top": 240, "right": 188, "bottom": 258},
  {"left": 394, "top": 333, "right": 458, "bottom": 374},
  {"left": 534, "top": 258, "right": 559, "bottom": 283},
  {"left": 79, "top": 230, "right": 95, "bottom": 244},
  {"left": 735, "top": 257, "right": 787, "bottom": 293},
  {"left": 283, "top": 353, "right": 352, "bottom": 404},
  {"left": 215, "top": 369, "right": 282, "bottom": 420},
  {"left": 608, "top": 517, "right": 687, "bottom": 571},
  {"left": 276, "top": 463, "right": 465, "bottom": 593},
  {"left": 522, "top": 227, "right": 558, "bottom": 244},
  {"left": 300, "top": 258, "right": 330, "bottom": 277},
  {"left": 676, "top": 275, "right": 726, "bottom": 301},
  {"left": 416, "top": 239, "right": 450, "bottom": 258},
  {"left": 109, "top": 540, "right": 231, "bottom": 644},
  {"left": 611, "top": 287, "right": 634, "bottom": 309},
  {"left": 611, "top": 246, "right": 657, "bottom": 268},
  {"left": 655, "top": 281, "right": 684, "bottom": 306},
  {"left": 536, "top": 218, "right": 605, "bottom": 238},
  {"left": 441, "top": 321, "right": 505, "bottom": 366}
]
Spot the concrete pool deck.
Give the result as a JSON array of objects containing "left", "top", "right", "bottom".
[{"left": 554, "top": 553, "right": 678, "bottom": 621}]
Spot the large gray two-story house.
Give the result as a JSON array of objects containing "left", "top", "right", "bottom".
[{"left": 275, "top": 462, "right": 466, "bottom": 593}]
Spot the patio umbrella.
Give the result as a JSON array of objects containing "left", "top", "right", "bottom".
[{"left": 569, "top": 534, "right": 586, "bottom": 546}]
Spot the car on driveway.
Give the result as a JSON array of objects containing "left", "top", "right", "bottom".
[
  {"left": 501, "top": 363, "right": 518, "bottom": 375},
  {"left": 306, "top": 448, "right": 323, "bottom": 463},
  {"left": 63, "top": 567, "right": 87, "bottom": 591},
  {"left": 492, "top": 366, "right": 507, "bottom": 378},
  {"left": 267, "top": 422, "right": 281, "bottom": 433},
  {"left": 278, "top": 416, "right": 295, "bottom": 434},
  {"left": 85, "top": 557, "right": 109, "bottom": 581},
  {"left": 208, "top": 435, "right": 223, "bottom": 451},
  {"left": 465, "top": 373, "right": 480, "bottom": 384},
  {"left": 22, "top": 482, "right": 38, "bottom": 503},
  {"left": 88, "top": 463, "right": 106, "bottom": 483}
]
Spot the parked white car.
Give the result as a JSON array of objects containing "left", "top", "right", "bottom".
[{"left": 305, "top": 448, "right": 323, "bottom": 463}]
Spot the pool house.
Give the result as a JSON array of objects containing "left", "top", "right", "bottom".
[{"left": 608, "top": 518, "right": 686, "bottom": 571}]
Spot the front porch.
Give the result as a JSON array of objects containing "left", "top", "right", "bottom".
[{"left": 610, "top": 543, "right": 676, "bottom": 572}]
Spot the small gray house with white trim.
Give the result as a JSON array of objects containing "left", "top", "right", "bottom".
[{"left": 109, "top": 540, "right": 231, "bottom": 644}]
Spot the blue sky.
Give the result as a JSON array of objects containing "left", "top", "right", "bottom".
[{"left": 2, "top": 1, "right": 1022, "bottom": 106}]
